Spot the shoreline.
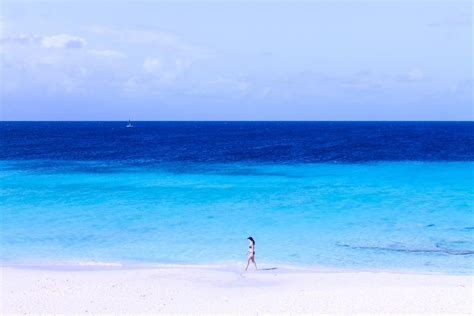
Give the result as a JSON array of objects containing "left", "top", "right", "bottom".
[
  {"left": 2, "top": 264, "right": 472, "bottom": 314},
  {"left": 1, "top": 261, "right": 470, "bottom": 276}
]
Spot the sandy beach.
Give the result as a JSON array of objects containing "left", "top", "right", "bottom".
[{"left": 1, "top": 265, "right": 472, "bottom": 314}]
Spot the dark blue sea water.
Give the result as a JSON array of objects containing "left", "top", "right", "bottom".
[
  {"left": 2, "top": 121, "right": 473, "bottom": 163},
  {"left": 1, "top": 122, "right": 473, "bottom": 273}
]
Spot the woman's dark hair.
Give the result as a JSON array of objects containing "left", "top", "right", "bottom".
[{"left": 247, "top": 237, "right": 255, "bottom": 245}]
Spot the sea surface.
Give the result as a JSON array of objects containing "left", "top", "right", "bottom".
[{"left": 1, "top": 122, "right": 473, "bottom": 274}]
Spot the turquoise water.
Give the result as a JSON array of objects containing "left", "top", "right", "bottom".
[{"left": 1, "top": 161, "right": 473, "bottom": 273}]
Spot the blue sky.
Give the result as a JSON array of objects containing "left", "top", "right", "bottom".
[{"left": 0, "top": 1, "right": 472, "bottom": 120}]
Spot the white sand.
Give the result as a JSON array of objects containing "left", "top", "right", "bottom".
[{"left": 1, "top": 265, "right": 472, "bottom": 314}]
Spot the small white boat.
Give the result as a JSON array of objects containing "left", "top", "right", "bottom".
[{"left": 126, "top": 120, "right": 133, "bottom": 128}]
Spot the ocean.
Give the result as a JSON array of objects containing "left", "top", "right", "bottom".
[{"left": 1, "top": 122, "right": 473, "bottom": 273}]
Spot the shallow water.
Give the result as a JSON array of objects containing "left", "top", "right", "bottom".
[{"left": 1, "top": 122, "right": 473, "bottom": 273}]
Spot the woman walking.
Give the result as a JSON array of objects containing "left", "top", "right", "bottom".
[{"left": 244, "top": 236, "right": 257, "bottom": 272}]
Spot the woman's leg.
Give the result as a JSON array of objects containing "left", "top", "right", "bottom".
[
  {"left": 243, "top": 257, "right": 251, "bottom": 272},
  {"left": 252, "top": 257, "right": 257, "bottom": 271}
]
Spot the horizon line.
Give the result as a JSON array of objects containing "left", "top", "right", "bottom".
[{"left": 1, "top": 120, "right": 473, "bottom": 123}]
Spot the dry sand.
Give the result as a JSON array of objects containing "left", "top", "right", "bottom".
[{"left": 1, "top": 265, "right": 472, "bottom": 314}]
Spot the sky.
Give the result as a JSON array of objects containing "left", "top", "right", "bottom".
[{"left": 0, "top": 0, "right": 472, "bottom": 120}]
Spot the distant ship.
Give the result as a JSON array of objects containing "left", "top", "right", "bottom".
[{"left": 126, "top": 120, "right": 134, "bottom": 128}]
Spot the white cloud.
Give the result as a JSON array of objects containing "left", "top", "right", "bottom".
[
  {"left": 1, "top": 33, "right": 40, "bottom": 45},
  {"left": 143, "top": 57, "right": 163, "bottom": 74},
  {"left": 41, "top": 34, "right": 86, "bottom": 49},
  {"left": 448, "top": 78, "right": 473, "bottom": 94},
  {"left": 2, "top": 25, "right": 211, "bottom": 97},
  {"left": 1, "top": 31, "right": 127, "bottom": 94},
  {"left": 89, "top": 26, "right": 180, "bottom": 46},
  {"left": 85, "top": 25, "right": 211, "bottom": 59},
  {"left": 124, "top": 56, "right": 192, "bottom": 94},
  {"left": 406, "top": 68, "right": 424, "bottom": 81},
  {"left": 391, "top": 68, "right": 426, "bottom": 83},
  {"left": 83, "top": 25, "right": 212, "bottom": 94}
]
